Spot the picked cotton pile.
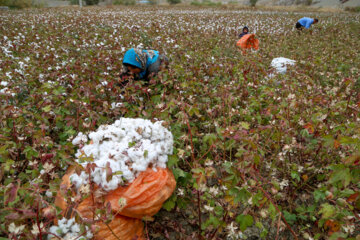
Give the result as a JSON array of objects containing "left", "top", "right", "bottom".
[
  {"left": 48, "top": 217, "right": 93, "bottom": 240},
  {"left": 271, "top": 57, "right": 296, "bottom": 74},
  {"left": 70, "top": 118, "right": 173, "bottom": 191}
]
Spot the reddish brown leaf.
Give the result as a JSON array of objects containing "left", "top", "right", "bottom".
[
  {"left": 304, "top": 123, "right": 314, "bottom": 134},
  {"left": 333, "top": 140, "right": 340, "bottom": 149},
  {"left": 347, "top": 192, "right": 359, "bottom": 203},
  {"left": 5, "top": 180, "right": 20, "bottom": 205},
  {"left": 5, "top": 212, "right": 20, "bottom": 220}
]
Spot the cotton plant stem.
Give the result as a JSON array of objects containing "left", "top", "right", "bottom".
[
  {"left": 44, "top": 231, "right": 61, "bottom": 239},
  {"left": 183, "top": 109, "right": 196, "bottom": 163},
  {"left": 275, "top": 213, "right": 281, "bottom": 240},
  {"left": 250, "top": 172, "right": 299, "bottom": 240},
  {"left": 36, "top": 200, "right": 43, "bottom": 240},
  {"left": 197, "top": 190, "right": 203, "bottom": 240},
  {"left": 209, "top": 210, "right": 228, "bottom": 240},
  {"left": 197, "top": 144, "right": 214, "bottom": 162}
]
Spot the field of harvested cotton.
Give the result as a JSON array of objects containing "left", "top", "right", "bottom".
[{"left": 0, "top": 6, "right": 359, "bottom": 240}]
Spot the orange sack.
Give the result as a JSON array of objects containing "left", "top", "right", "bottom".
[
  {"left": 236, "top": 34, "right": 259, "bottom": 50},
  {"left": 55, "top": 167, "right": 176, "bottom": 240}
]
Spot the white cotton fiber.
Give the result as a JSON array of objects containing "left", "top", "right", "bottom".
[
  {"left": 271, "top": 57, "right": 296, "bottom": 74},
  {"left": 71, "top": 132, "right": 88, "bottom": 145},
  {"left": 48, "top": 217, "right": 93, "bottom": 240},
  {"left": 70, "top": 118, "right": 174, "bottom": 191}
]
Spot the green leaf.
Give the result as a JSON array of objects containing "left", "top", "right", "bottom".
[
  {"left": 202, "top": 214, "right": 221, "bottom": 230},
  {"left": 235, "top": 214, "right": 253, "bottom": 231},
  {"left": 172, "top": 168, "right": 186, "bottom": 179},
  {"left": 229, "top": 187, "right": 251, "bottom": 204},
  {"left": 239, "top": 121, "right": 250, "bottom": 130},
  {"left": 283, "top": 211, "right": 297, "bottom": 225},
  {"left": 291, "top": 170, "right": 300, "bottom": 182},
  {"left": 313, "top": 190, "right": 326, "bottom": 202},
  {"left": 163, "top": 194, "right": 176, "bottom": 211},
  {"left": 318, "top": 203, "right": 336, "bottom": 219},
  {"left": 203, "top": 133, "right": 217, "bottom": 145},
  {"left": 23, "top": 146, "right": 39, "bottom": 160},
  {"left": 0, "top": 144, "right": 8, "bottom": 155},
  {"left": 328, "top": 232, "right": 348, "bottom": 240},
  {"left": 268, "top": 203, "right": 277, "bottom": 221},
  {"left": 42, "top": 105, "right": 52, "bottom": 112},
  {"left": 329, "top": 166, "right": 351, "bottom": 187},
  {"left": 143, "top": 150, "right": 148, "bottom": 158},
  {"left": 167, "top": 155, "right": 178, "bottom": 168}
]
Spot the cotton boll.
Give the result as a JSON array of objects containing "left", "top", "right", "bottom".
[
  {"left": 66, "top": 218, "right": 75, "bottom": 228},
  {"left": 60, "top": 225, "right": 69, "bottom": 234},
  {"left": 49, "top": 217, "right": 92, "bottom": 240},
  {"left": 63, "top": 233, "right": 76, "bottom": 240},
  {"left": 71, "top": 223, "right": 80, "bottom": 233},
  {"left": 86, "top": 231, "right": 93, "bottom": 239},
  {"left": 72, "top": 172, "right": 88, "bottom": 189},
  {"left": 48, "top": 226, "right": 59, "bottom": 239},
  {"left": 72, "top": 132, "right": 88, "bottom": 145},
  {"left": 58, "top": 217, "right": 67, "bottom": 226}
]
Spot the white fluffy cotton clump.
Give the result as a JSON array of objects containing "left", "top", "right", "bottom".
[
  {"left": 1, "top": 81, "right": 8, "bottom": 86},
  {"left": 70, "top": 118, "right": 173, "bottom": 191},
  {"left": 48, "top": 217, "right": 93, "bottom": 240},
  {"left": 71, "top": 132, "right": 88, "bottom": 145},
  {"left": 271, "top": 57, "right": 296, "bottom": 74}
]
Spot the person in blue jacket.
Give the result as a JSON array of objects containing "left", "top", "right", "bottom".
[
  {"left": 295, "top": 17, "right": 318, "bottom": 31},
  {"left": 120, "top": 48, "right": 168, "bottom": 83},
  {"left": 238, "top": 26, "right": 249, "bottom": 38}
]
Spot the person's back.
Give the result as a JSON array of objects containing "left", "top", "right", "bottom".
[
  {"left": 296, "top": 17, "right": 318, "bottom": 30},
  {"left": 120, "top": 48, "right": 168, "bottom": 84}
]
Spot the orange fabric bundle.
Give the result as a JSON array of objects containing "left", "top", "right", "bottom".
[
  {"left": 55, "top": 167, "right": 176, "bottom": 240},
  {"left": 236, "top": 34, "right": 259, "bottom": 51}
]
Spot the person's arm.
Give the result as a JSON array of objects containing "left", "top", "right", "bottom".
[{"left": 118, "top": 65, "right": 132, "bottom": 86}]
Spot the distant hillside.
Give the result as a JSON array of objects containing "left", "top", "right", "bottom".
[
  {"left": 41, "top": 0, "right": 360, "bottom": 8},
  {"left": 235, "top": 0, "right": 360, "bottom": 8}
]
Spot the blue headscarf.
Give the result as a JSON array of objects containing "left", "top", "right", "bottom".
[{"left": 123, "top": 48, "right": 159, "bottom": 79}]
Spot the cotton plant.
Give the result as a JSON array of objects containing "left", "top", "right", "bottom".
[{"left": 70, "top": 118, "right": 173, "bottom": 191}]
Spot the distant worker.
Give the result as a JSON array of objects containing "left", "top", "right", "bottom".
[
  {"left": 236, "top": 26, "right": 259, "bottom": 53},
  {"left": 295, "top": 17, "right": 318, "bottom": 31},
  {"left": 238, "top": 26, "right": 249, "bottom": 39},
  {"left": 119, "top": 48, "right": 168, "bottom": 84}
]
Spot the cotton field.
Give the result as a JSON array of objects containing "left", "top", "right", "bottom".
[{"left": 0, "top": 6, "right": 359, "bottom": 240}]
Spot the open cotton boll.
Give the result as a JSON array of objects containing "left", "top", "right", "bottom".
[
  {"left": 69, "top": 172, "right": 89, "bottom": 189},
  {"left": 271, "top": 57, "right": 296, "bottom": 74},
  {"left": 48, "top": 217, "right": 93, "bottom": 240},
  {"left": 72, "top": 132, "right": 88, "bottom": 145},
  {"left": 70, "top": 118, "right": 174, "bottom": 192}
]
